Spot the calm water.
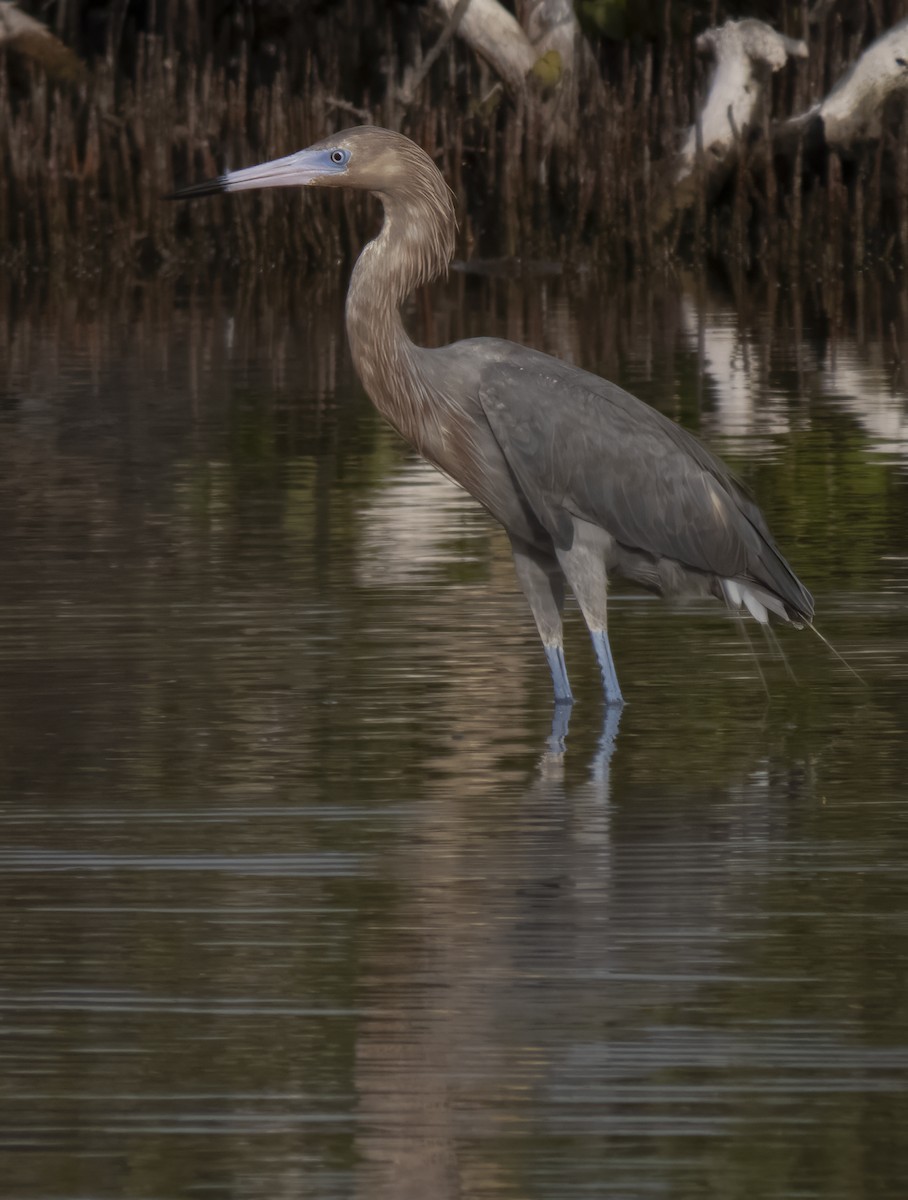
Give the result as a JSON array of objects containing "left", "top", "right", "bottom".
[{"left": 1, "top": 266, "right": 907, "bottom": 1199}]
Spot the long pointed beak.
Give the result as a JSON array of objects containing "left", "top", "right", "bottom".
[{"left": 167, "top": 147, "right": 348, "bottom": 200}]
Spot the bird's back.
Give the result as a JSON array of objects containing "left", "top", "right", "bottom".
[{"left": 421, "top": 337, "right": 813, "bottom": 622}]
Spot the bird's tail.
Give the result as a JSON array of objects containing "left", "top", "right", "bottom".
[
  {"left": 722, "top": 577, "right": 863, "bottom": 685},
  {"left": 721, "top": 578, "right": 793, "bottom": 625}
]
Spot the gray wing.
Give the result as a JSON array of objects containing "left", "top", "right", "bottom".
[{"left": 477, "top": 350, "right": 812, "bottom": 616}]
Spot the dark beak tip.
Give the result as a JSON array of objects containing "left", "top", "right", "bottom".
[{"left": 165, "top": 178, "right": 228, "bottom": 201}]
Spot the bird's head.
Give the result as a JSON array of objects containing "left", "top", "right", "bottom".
[
  {"left": 168, "top": 126, "right": 445, "bottom": 202},
  {"left": 169, "top": 125, "right": 457, "bottom": 287}
]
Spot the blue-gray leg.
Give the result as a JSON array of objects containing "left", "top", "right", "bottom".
[
  {"left": 590, "top": 629, "right": 624, "bottom": 707},
  {"left": 545, "top": 644, "right": 573, "bottom": 705},
  {"left": 555, "top": 518, "right": 625, "bottom": 707},
  {"left": 509, "top": 536, "right": 574, "bottom": 706}
]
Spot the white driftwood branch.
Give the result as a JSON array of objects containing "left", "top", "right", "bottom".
[
  {"left": 400, "top": 0, "right": 473, "bottom": 105},
  {"left": 677, "top": 19, "right": 807, "bottom": 177},
  {"left": 432, "top": 0, "right": 590, "bottom": 97},
  {"left": 434, "top": 0, "right": 536, "bottom": 94},
  {"left": 817, "top": 17, "right": 908, "bottom": 147},
  {"left": 0, "top": 0, "right": 86, "bottom": 82},
  {"left": 429, "top": 0, "right": 595, "bottom": 150},
  {"left": 523, "top": 0, "right": 585, "bottom": 82}
]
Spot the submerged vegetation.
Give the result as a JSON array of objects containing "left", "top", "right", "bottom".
[{"left": 1, "top": 0, "right": 908, "bottom": 280}]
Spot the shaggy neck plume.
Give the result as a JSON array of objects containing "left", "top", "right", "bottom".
[{"left": 344, "top": 158, "right": 456, "bottom": 447}]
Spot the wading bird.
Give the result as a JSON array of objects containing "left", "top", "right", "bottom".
[{"left": 171, "top": 127, "right": 813, "bottom": 707}]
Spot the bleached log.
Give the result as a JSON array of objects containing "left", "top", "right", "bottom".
[
  {"left": 677, "top": 19, "right": 808, "bottom": 179},
  {"left": 431, "top": 0, "right": 591, "bottom": 97},
  {"left": 815, "top": 17, "right": 908, "bottom": 148},
  {"left": 522, "top": 0, "right": 586, "bottom": 84},
  {"left": 426, "top": 0, "right": 595, "bottom": 150},
  {"left": 0, "top": 1, "right": 86, "bottom": 83},
  {"left": 433, "top": 0, "right": 536, "bottom": 96},
  {"left": 761, "top": 19, "right": 908, "bottom": 167}
]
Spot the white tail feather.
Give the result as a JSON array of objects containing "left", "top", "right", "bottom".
[
  {"left": 742, "top": 590, "right": 769, "bottom": 624},
  {"left": 723, "top": 578, "right": 789, "bottom": 624}
]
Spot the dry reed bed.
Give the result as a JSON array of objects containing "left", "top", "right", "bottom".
[{"left": 1, "top": 0, "right": 907, "bottom": 281}]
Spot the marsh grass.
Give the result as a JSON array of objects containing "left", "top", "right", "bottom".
[{"left": 1, "top": 0, "right": 908, "bottom": 282}]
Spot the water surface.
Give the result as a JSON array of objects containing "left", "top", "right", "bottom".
[{"left": 1, "top": 268, "right": 907, "bottom": 1198}]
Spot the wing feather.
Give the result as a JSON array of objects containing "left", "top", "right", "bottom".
[{"left": 477, "top": 350, "right": 812, "bottom": 618}]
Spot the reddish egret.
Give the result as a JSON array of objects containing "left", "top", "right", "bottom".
[{"left": 171, "top": 127, "right": 813, "bottom": 707}]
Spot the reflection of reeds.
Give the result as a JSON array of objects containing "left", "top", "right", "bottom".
[{"left": 2, "top": 0, "right": 908, "bottom": 278}]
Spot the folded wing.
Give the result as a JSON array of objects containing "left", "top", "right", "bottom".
[{"left": 478, "top": 351, "right": 813, "bottom": 621}]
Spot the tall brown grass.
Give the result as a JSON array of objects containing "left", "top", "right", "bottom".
[{"left": 1, "top": 0, "right": 907, "bottom": 281}]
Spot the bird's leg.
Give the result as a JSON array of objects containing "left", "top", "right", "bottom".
[
  {"left": 509, "top": 538, "right": 573, "bottom": 705},
  {"left": 589, "top": 629, "right": 623, "bottom": 707},
  {"left": 544, "top": 644, "right": 572, "bottom": 705},
  {"left": 555, "top": 521, "right": 625, "bottom": 707}
]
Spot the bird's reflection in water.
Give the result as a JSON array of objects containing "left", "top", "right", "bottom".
[
  {"left": 543, "top": 698, "right": 623, "bottom": 786},
  {"left": 352, "top": 704, "right": 626, "bottom": 1200}
]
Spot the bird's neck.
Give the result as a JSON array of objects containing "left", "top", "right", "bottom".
[{"left": 345, "top": 185, "right": 455, "bottom": 447}]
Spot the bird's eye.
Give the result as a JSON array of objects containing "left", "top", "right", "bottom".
[{"left": 330, "top": 150, "right": 347, "bottom": 165}]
